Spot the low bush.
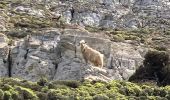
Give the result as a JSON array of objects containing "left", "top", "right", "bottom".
[
  {"left": 129, "top": 49, "right": 170, "bottom": 86},
  {"left": 51, "top": 80, "right": 80, "bottom": 88},
  {"left": 37, "top": 77, "right": 48, "bottom": 86}
]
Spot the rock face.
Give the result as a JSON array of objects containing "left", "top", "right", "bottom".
[
  {"left": 6, "top": 0, "right": 170, "bottom": 30},
  {"left": 11, "top": 29, "right": 60, "bottom": 81},
  {"left": 37, "top": 0, "right": 170, "bottom": 30},
  {"left": 0, "top": 33, "right": 9, "bottom": 77},
  {"left": 8, "top": 28, "right": 144, "bottom": 81}
]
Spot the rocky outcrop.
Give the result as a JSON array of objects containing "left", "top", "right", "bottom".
[
  {"left": 11, "top": 29, "right": 60, "bottom": 81},
  {"left": 6, "top": 28, "right": 145, "bottom": 81}
]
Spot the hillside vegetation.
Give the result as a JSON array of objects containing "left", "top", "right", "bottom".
[{"left": 0, "top": 78, "right": 170, "bottom": 100}]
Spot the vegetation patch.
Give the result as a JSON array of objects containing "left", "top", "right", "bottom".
[
  {"left": 0, "top": 78, "right": 170, "bottom": 99},
  {"left": 109, "top": 29, "right": 146, "bottom": 42},
  {"left": 129, "top": 49, "right": 170, "bottom": 86}
]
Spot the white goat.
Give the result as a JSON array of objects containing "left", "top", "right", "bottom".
[{"left": 79, "top": 40, "right": 104, "bottom": 68}]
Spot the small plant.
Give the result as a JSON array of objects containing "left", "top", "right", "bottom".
[
  {"left": 0, "top": 1, "right": 8, "bottom": 9},
  {"left": 47, "top": 89, "right": 69, "bottom": 100},
  {"left": 131, "top": 28, "right": 151, "bottom": 34},
  {"left": 51, "top": 80, "right": 80, "bottom": 88},
  {"left": 165, "top": 30, "right": 170, "bottom": 35},
  {"left": 154, "top": 46, "right": 167, "bottom": 51},
  {"left": 36, "top": 92, "right": 47, "bottom": 100},
  {"left": 0, "top": 89, "right": 4, "bottom": 100},
  {"left": 37, "top": 77, "right": 48, "bottom": 86},
  {"left": 85, "top": 26, "right": 100, "bottom": 32},
  {"left": 15, "top": 86, "right": 38, "bottom": 100},
  {"left": 1, "top": 84, "right": 13, "bottom": 91},
  {"left": 3, "top": 91, "right": 12, "bottom": 100},
  {"left": 112, "top": 34, "right": 125, "bottom": 42}
]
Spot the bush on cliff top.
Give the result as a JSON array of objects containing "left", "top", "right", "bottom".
[{"left": 129, "top": 49, "right": 170, "bottom": 86}]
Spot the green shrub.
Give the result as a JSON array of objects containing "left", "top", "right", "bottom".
[
  {"left": 51, "top": 80, "right": 80, "bottom": 88},
  {"left": 37, "top": 77, "right": 48, "bottom": 86},
  {"left": 153, "top": 88, "right": 167, "bottom": 97},
  {"left": 154, "top": 46, "right": 167, "bottom": 51},
  {"left": 131, "top": 28, "right": 151, "bottom": 34},
  {"left": 130, "top": 49, "right": 170, "bottom": 86},
  {"left": 1, "top": 84, "right": 13, "bottom": 91},
  {"left": 41, "top": 86, "right": 49, "bottom": 93},
  {"left": 138, "top": 96, "right": 148, "bottom": 100},
  {"left": 165, "top": 92, "right": 170, "bottom": 100},
  {"left": 15, "top": 86, "right": 38, "bottom": 100},
  {"left": 165, "top": 30, "right": 170, "bottom": 35},
  {"left": 128, "top": 96, "right": 138, "bottom": 100},
  {"left": 93, "top": 94, "right": 109, "bottom": 100},
  {"left": 3, "top": 91, "right": 12, "bottom": 100},
  {"left": 7, "top": 29, "right": 29, "bottom": 38},
  {"left": 122, "top": 82, "right": 141, "bottom": 96},
  {"left": 47, "top": 89, "right": 69, "bottom": 100},
  {"left": 20, "top": 80, "right": 42, "bottom": 91},
  {"left": 144, "top": 50, "right": 169, "bottom": 69},
  {"left": 110, "top": 30, "right": 141, "bottom": 42},
  {"left": 9, "top": 14, "right": 56, "bottom": 29},
  {"left": 36, "top": 92, "right": 47, "bottom": 100},
  {"left": 0, "top": 89, "right": 4, "bottom": 100},
  {"left": 9, "top": 89, "right": 19, "bottom": 100},
  {"left": 141, "top": 85, "right": 154, "bottom": 96},
  {"left": 112, "top": 34, "right": 125, "bottom": 42},
  {"left": 85, "top": 26, "right": 100, "bottom": 32},
  {"left": 0, "top": 1, "right": 8, "bottom": 9}
]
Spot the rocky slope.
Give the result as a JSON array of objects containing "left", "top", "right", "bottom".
[{"left": 0, "top": 0, "right": 169, "bottom": 83}]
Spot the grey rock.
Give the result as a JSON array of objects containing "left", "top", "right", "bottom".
[
  {"left": 125, "top": 19, "right": 142, "bottom": 29},
  {"left": 62, "top": 10, "right": 72, "bottom": 24},
  {"left": 11, "top": 29, "right": 61, "bottom": 81},
  {"left": 0, "top": 33, "right": 9, "bottom": 77},
  {"left": 14, "top": 6, "right": 45, "bottom": 18},
  {"left": 107, "top": 42, "right": 144, "bottom": 80},
  {"left": 0, "top": 15, "right": 7, "bottom": 32},
  {"left": 75, "top": 12, "right": 102, "bottom": 27}
]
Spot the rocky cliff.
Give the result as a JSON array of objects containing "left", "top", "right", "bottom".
[{"left": 0, "top": 0, "right": 169, "bottom": 82}]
